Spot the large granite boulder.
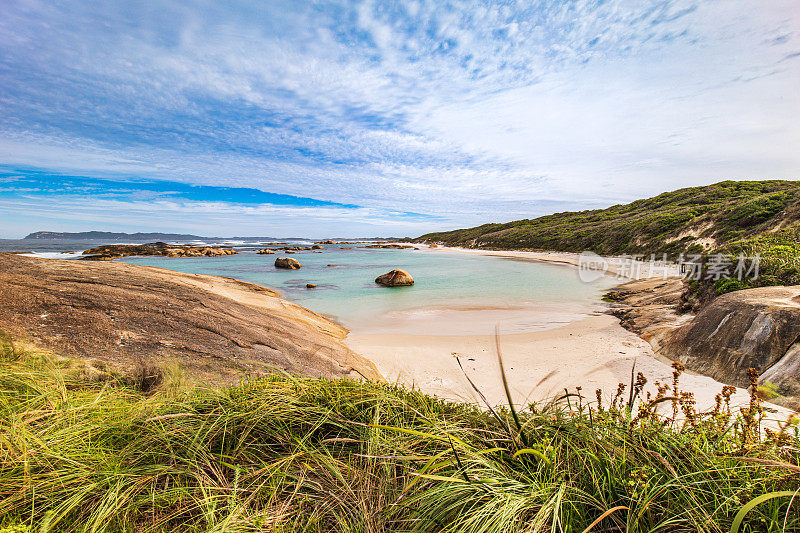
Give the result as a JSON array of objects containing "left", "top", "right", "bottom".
[
  {"left": 275, "top": 257, "right": 302, "bottom": 269},
  {"left": 609, "top": 279, "right": 800, "bottom": 405},
  {"left": 375, "top": 269, "right": 414, "bottom": 287},
  {"left": 0, "top": 254, "right": 383, "bottom": 383},
  {"left": 660, "top": 286, "right": 800, "bottom": 398}
]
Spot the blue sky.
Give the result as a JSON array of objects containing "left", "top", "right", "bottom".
[{"left": 0, "top": 1, "right": 798, "bottom": 238}]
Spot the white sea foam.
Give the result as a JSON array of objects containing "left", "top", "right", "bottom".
[{"left": 18, "top": 251, "right": 85, "bottom": 259}]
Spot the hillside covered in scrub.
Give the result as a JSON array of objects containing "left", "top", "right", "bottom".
[{"left": 417, "top": 180, "right": 800, "bottom": 256}]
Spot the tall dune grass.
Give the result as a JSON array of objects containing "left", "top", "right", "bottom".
[{"left": 0, "top": 339, "right": 798, "bottom": 532}]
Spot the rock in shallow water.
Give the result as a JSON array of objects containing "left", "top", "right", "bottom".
[
  {"left": 375, "top": 269, "right": 414, "bottom": 287},
  {"left": 275, "top": 257, "right": 302, "bottom": 269}
]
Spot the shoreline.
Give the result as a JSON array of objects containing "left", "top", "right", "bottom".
[
  {"left": 6, "top": 249, "right": 795, "bottom": 418},
  {"left": 414, "top": 244, "right": 682, "bottom": 279},
  {"left": 346, "top": 245, "right": 793, "bottom": 417},
  {"left": 346, "top": 314, "right": 777, "bottom": 415}
]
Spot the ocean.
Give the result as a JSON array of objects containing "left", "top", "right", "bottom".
[{"left": 2, "top": 239, "right": 616, "bottom": 335}]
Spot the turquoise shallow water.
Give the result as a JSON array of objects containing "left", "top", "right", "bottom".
[{"left": 118, "top": 245, "right": 615, "bottom": 334}]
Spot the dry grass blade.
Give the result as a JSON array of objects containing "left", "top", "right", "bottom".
[
  {"left": 735, "top": 457, "right": 800, "bottom": 474},
  {"left": 581, "top": 506, "right": 629, "bottom": 533}
]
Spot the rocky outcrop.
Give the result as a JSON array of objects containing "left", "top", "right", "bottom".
[
  {"left": 81, "top": 242, "right": 237, "bottom": 260},
  {"left": 275, "top": 257, "right": 302, "bottom": 269},
  {"left": 609, "top": 278, "right": 800, "bottom": 406},
  {"left": 606, "top": 278, "right": 692, "bottom": 353},
  {"left": 361, "top": 244, "right": 414, "bottom": 249},
  {"left": 0, "top": 254, "right": 382, "bottom": 383},
  {"left": 375, "top": 269, "right": 414, "bottom": 287},
  {"left": 661, "top": 286, "right": 800, "bottom": 398},
  {"left": 257, "top": 249, "right": 275, "bottom": 254}
]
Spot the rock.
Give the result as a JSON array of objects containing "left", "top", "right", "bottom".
[
  {"left": 81, "top": 243, "right": 237, "bottom": 260},
  {"left": 361, "top": 244, "right": 414, "bottom": 249},
  {"left": 311, "top": 245, "right": 324, "bottom": 250},
  {"left": 285, "top": 250, "right": 296, "bottom": 254},
  {"left": 375, "top": 269, "right": 414, "bottom": 287},
  {"left": 605, "top": 278, "right": 688, "bottom": 352},
  {"left": 326, "top": 264, "right": 336, "bottom": 267},
  {"left": 275, "top": 257, "right": 302, "bottom": 269},
  {"left": 429, "top": 244, "right": 438, "bottom": 248},
  {"left": 257, "top": 249, "right": 275, "bottom": 254},
  {"left": 661, "top": 286, "right": 800, "bottom": 401},
  {"left": 0, "top": 254, "right": 383, "bottom": 383},
  {"left": 316, "top": 240, "right": 335, "bottom": 244},
  {"left": 609, "top": 278, "right": 800, "bottom": 407},
  {"left": 306, "top": 283, "right": 317, "bottom": 289}
]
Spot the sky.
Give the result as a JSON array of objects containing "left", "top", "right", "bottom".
[{"left": 0, "top": 0, "right": 798, "bottom": 238}]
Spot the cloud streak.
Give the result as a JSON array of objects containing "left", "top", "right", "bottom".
[{"left": 0, "top": 0, "right": 798, "bottom": 237}]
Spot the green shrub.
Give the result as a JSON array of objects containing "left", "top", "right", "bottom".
[{"left": 714, "top": 277, "right": 749, "bottom": 294}]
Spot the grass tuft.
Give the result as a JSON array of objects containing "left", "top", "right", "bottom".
[{"left": 0, "top": 341, "right": 798, "bottom": 532}]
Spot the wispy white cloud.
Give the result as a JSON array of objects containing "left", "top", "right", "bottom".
[
  {"left": 0, "top": 0, "right": 797, "bottom": 237},
  {"left": 0, "top": 194, "right": 440, "bottom": 239}
]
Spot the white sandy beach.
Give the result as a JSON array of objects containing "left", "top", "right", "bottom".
[{"left": 347, "top": 246, "right": 791, "bottom": 419}]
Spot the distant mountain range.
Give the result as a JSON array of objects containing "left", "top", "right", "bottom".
[
  {"left": 24, "top": 231, "right": 215, "bottom": 241},
  {"left": 23, "top": 231, "right": 404, "bottom": 241}
]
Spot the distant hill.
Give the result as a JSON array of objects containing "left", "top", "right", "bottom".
[
  {"left": 24, "top": 231, "right": 212, "bottom": 241},
  {"left": 416, "top": 180, "right": 800, "bottom": 256},
  {"left": 23, "top": 231, "right": 406, "bottom": 242}
]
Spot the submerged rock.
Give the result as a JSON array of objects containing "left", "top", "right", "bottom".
[
  {"left": 275, "top": 257, "right": 302, "bottom": 269},
  {"left": 375, "top": 269, "right": 414, "bottom": 287}
]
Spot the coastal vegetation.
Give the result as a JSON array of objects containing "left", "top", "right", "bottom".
[
  {"left": 2, "top": 338, "right": 798, "bottom": 532},
  {"left": 416, "top": 180, "right": 800, "bottom": 295}
]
